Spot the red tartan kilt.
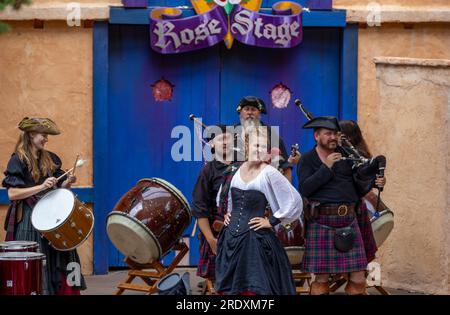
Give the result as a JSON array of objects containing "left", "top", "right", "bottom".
[
  {"left": 196, "top": 235, "right": 217, "bottom": 280},
  {"left": 301, "top": 214, "right": 368, "bottom": 274},
  {"left": 357, "top": 202, "right": 378, "bottom": 262}
]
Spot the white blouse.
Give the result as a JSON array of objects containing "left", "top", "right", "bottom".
[{"left": 217, "top": 164, "right": 303, "bottom": 226}]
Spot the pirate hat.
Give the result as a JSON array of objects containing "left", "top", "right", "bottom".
[
  {"left": 18, "top": 117, "right": 61, "bottom": 135},
  {"left": 302, "top": 116, "right": 340, "bottom": 132},
  {"left": 236, "top": 96, "right": 267, "bottom": 114}
]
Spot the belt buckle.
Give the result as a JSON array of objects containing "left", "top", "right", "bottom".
[{"left": 337, "top": 205, "right": 348, "bottom": 216}]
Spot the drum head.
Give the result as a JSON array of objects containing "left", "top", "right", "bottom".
[
  {"left": 107, "top": 212, "right": 161, "bottom": 264},
  {"left": 371, "top": 210, "right": 394, "bottom": 247},
  {"left": 284, "top": 246, "right": 305, "bottom": 266},
  {"left": 31, "top": 189, "right": 74, "bottom": 232}
]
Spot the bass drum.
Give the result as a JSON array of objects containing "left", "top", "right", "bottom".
[{"left": 107, "top": 178, "right": 192, "bottom": 264}]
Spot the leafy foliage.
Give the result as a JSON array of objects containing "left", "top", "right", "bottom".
[{"left": 0, "top": 0, "right": 32, "bottom": 33}]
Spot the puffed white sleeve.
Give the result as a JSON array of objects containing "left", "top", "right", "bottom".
[
  {"left": 216, "top": 184, "right": 232, "bottom": 214},
  {"left": 262, "top": 166, "right": 303, "bottom": 226}
]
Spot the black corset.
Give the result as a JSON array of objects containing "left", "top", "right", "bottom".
[{"left": 227, "top": 187, "right": 268, "bottom": 236}]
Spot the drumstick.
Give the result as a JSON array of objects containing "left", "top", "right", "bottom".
[
  {"left": 72, "top": 155, "right": 80, "bottom": 176},
  {"left": 191, "top": 219, "right": 198, "bottom": 237},
  {"left": 56, "top": 159, "right": 86, "bottom": 182}
]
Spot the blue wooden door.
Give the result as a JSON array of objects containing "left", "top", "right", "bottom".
[
  {"left": 107, "top": 25, "right": 221, "bottom": 266},
  {"left": 106, "top": 25, "right": 343, "bottom": 267}
]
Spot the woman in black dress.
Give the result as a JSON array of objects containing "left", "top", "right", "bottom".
[
  {"left": 215, "top": 127, "right": 302, "bottom": 295},
  {"left": 2, "top": 117, "right": 86, "bottom": 295}
]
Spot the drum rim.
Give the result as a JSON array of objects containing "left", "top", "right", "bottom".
[
  {"left": 138, "top": 178, "right": 192, "bottom": 222},
  {"left": 31, "top": 188, "right": 76, "bottom": 232},
  {"left": 284, "top": 246, "right": 306, "bottom": 250},
  {"left": 107, "top": 211, "right": 163, "bottom": 261},
  {"left": 0, "top": 252, "right": 45, "bottom": 260},
  {"left": 0, "top": 241, "right": 39, "bottom": 250},
  {"left": 51, "top": 206, "right": 95, "bottom": 252},
  {"left": 369, "top": 209, "right": 394, "bottom": 223},
  {"left": 0, "top": 245, "right": 38, "bottom": 250}
]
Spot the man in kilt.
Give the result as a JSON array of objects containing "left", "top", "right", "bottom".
[
  {"left": 297, "top": 116, "right": 375, "bottom": 295},
  {"left": 192, "top": 125, "right": 235, "bottom": 289}
]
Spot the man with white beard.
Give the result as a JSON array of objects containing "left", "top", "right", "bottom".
[{"left": 233, "top": 96, "right": 298, "bottom": 182}]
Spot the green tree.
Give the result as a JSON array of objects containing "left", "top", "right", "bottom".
[{"left": 0, "top": 0, "right": 32, "bottom": 33}]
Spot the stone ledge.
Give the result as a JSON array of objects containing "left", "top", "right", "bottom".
[
  {"left": 0, "top": 2, "right": 111, "bottom": 20},
  {"left": 334, "top": 5, "right": 450, "bottom": 24},
  {"left": 373, "top": 57, "right": 450, "bottom": 68},
  {"left": 1, "top": 3, "right": 450, "bottom": 23}
]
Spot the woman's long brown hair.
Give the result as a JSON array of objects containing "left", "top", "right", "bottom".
[
  {"left": 339, "top": 120, "right": 372, "bottom": 158},
  {"left": 14, "top": 132, "right": 58, "bottom": 183}
]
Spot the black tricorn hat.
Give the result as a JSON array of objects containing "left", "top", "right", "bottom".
[
  {"left": 302, "top": 116, "right": 341, "bottom": 131},
  {"left": 236, "top": 96, "right": 267, "bottom": 114}
]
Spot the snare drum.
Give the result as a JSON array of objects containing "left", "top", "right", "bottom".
[
  {"left": 0, "top": 241, "right": 39, "bottom": 253},
  {"left": 31, "top": 188, "right": 94, "bottom": 251},
  {"left": 0, "top": 252, "right": 45, "bottom": 295},
  {"left": 362, "top": 192, "right": 394, "bottom": 247},
  {"left": 107, "top": 178, "right": 192, "bottom": 264}
]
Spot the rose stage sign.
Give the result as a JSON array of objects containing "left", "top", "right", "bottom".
[{"left": 149, "top": 0, "right": 304, "bottom": 54}]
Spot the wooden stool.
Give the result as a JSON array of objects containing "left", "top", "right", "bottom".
[
  {"left": 200, "top": 279, "right": 215, "bottom": 295},
  {"left": 292, "top": 269, "right": 312, "bottom": 295},
  {"left": 114, "top": 242, "right": 189, "bottom": 295}
]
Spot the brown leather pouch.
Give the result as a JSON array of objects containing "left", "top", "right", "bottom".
[
  {"left": 304, "top": 200, "right": 320, "bottom": 222},
  {"left": 212, "top": 219, "right": 224, "bottom": 233}
]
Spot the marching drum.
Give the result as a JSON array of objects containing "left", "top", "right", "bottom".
[
  {"left": 362, "top": 192, "right": 394, "bottom": 247},
  {"left": 275, "top": 219, "right": 305, "bottom": 266},
  {"left": 31, "top": 188, "right": 94, "bottom": 251},
  {"left": 107, "top": 178, "right": 192, "bottom": 264},
  {"left": 0, "top": 241, "right": 39, "bottom": 253},
  {"left": 0, "top": 252, "right": 45, "bottom": 295}
]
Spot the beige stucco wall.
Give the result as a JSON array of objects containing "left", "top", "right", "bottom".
[
  {"left": 358, "top": 24, "right": 450, "bottom": 148},
  {"left": 370, "top": 57, "right": 450, "bottom": 294},
  {"left": 356, "top": 24, "right": 450, "bottom": 294},
  {"left": 0, "top": 21, "right": 93, "bottom": 185}
]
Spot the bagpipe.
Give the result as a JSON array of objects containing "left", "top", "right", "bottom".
[{"left": 294, "top": 99, "right": 386, "bottom": 205}]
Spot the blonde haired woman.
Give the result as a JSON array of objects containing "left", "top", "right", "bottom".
[
  {"left": 215, "top": 127, "right": 302, "bottom": 295},
  {"left": 2, "top": 117, "right": 86, "bottom": 295}
]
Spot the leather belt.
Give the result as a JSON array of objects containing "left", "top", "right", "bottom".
[{"left": 318, "top": 204, "right": 356, "bottom": 216}]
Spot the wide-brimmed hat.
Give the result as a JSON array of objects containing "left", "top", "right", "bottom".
[
  {"left": 18, "top": 117, "right": 60, "bottom": 135},
  {"left": 302, "top": 116, "right": 340, "bottom": 131}
]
